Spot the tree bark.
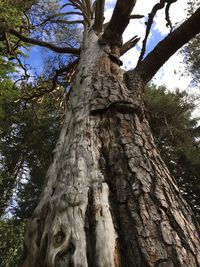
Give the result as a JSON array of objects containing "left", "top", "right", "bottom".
[{"left": 22, "top": 28, "right": 200, "bottom": 267}]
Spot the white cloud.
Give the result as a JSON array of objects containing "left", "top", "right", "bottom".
[
  {"left": 153, "top": 50, "right": 192, "bottom": 90},
  {"left": 133, "top": 0, "right": 158, "bottom": 15},
  {"left": 121, "top": 47, "right": 140, "bottom": 70}
]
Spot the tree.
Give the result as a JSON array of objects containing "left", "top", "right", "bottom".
[
  {"left": 1, "top": 0, "right": 200, "bottom": 266},
  {"left": 0, "top": 218, "right": 25, "bottom": 267},
  {"left": 145, "top": 85, "right": 200, "bottom": 220},
  {"left": 0, "top": 80, "right": 62, "bottom": 217}
]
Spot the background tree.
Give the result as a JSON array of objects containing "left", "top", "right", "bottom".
[
  {"left": 145, "top": 85, "right": 200, "bottom": 220},
  {"left": 0, "top": 0, "right": 200, "bottom": 266},
  {"left": 0, "top": 0, "right": 80, "bottom": 217},
  {"left": 0, "top": 81, "right": 63, "bottom": 266},
  {"left": 182, "top": 0, "right": 200, "bottom": 84},
  {"left": 0, "top": 219, "right": 25, "bottom": 267}
]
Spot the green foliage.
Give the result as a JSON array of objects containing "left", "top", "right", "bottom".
[
  {"left": 0, "top": 65, "right": 21, "bottom": 216},
  {"left": 0, "top": 218, "right": 25, "bottom": 267},
  {"left": 0, "top": 57, "right": 15, "bottom": 77},
  {"left": 0, "top": 82, "right": 63, "bottom": 217},
  {"left": 13, "top": 89, "right": 63, "bottom": 219},
  {"left": 0, "top": 82, "right": 20, "bottom": 119},
  {"left": 0, "top": 56, "right": 63, "bottom": 264},
  {"left": 183, "top": 34, "right": 200, "bottom": 84},
  {"left": 145, "top": 84, "right": 200, "bottom": 218},
  {"left": 0, "top": 1, "right": 23, "bottom": 30}
]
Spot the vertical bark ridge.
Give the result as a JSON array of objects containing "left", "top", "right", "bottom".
[{"left": 97, "top": 106, "right": 200, "bottom": 266}]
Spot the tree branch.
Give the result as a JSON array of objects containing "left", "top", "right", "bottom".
[
  {"left": 33, "top": 12, "right": 83, "bottom": 27},
  {"left": 137, "top": 0, "right": 166, "bottom": 63},
  {"left": 5, "top": 33, "right": 14, "bottom": 55},
  {"left": 102, "top": 0, "right": 137, "bottom": 46},
  {"left": 84, "top": 0, "right": 92, "bottom": 18},
  {"left": 22, "top": 59, "right": 79, "bottom": 103},
  {"left": 68, "top": 0, "right": 90, "bottom": 25},
  {"left": 134, "top": 7, "right": 200, "bottom": 83},
  {"left": 49, "top": 19, "right": 84, "bottom": 25},
  {"left": 130, "top": 14, "right": 144, "bottom": 19},
  {"left": 120, "top": 36, "right": 140, "bottom": 56},
  {"left": 93, "top": 0, "right": 105, "bottom": 33},
  {"left": 7, "top": 29, "right": 80, "bottom": 55},
  {"left": 165, "top": 1, "right": 176, "bottom": 32},
  {"left": 4, "top": 33, "right": 30, "bottom": 79}
]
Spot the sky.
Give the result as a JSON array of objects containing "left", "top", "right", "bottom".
[{"left": 24, "top": 0, "right": 198, "bottom": 94}]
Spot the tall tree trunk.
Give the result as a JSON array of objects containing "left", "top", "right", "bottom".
[{"left": 22, "top": 29, "right": 200, "bottom": 267}]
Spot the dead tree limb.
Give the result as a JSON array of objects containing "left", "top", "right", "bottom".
[
  {"left": 130, "top": 14, "right": 144, "bottom": 19},
  {"left": 93, "top": 0, "right": 105, "bottom": 33},
  {"left": 138, "top": 0, "right": 178, "bottom": 63},
  {"left": 7, "top": 29, "right": 81, "bottom": 55},
  {"left": 120, "top": 36, "right": 140, "bottom": 56},
  {"left": 137, "top": 0, "right": 166, "bottom": 63}
]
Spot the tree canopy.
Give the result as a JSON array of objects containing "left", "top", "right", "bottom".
[{"left": 182, "top": 0, "right": 200, "bottom": 84}]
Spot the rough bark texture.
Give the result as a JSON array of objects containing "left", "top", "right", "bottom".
[{"left": 22, "top": 28, "right": 200, "bottom": 267}]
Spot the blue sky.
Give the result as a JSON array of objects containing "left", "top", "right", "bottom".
[{"left": 23, "top": 47, "right": 44, "bottom": 73}]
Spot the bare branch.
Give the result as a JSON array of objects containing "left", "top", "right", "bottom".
[
  {"left": 134, "top": 7, "right": 200, "bottom": 83},
  {"left": 69, "top": 0, "right": 85, "bottom": 11},
  {"left": 4, "top": 33, "right": 30, "bottom": 78},
  {"left": 50, "top": 19, "right": 84, "bottom": 25},
  {"left": 15, "top": 57, "right": 30, "bottom": 79},
  {"left": 130, "top": 14, "right": 144, "bottom": 19},
  {"left": 56, "top": 11, "right": 83, "bottom": 17},
  {"left": 68, "top": 0, "right": 90, "bottom": 25},
  {"left": 120, "top": 36, "right": 140, "bottom": 56},
  {"left": 60, "top": 1, "right": 90, "bottom": 25},
  {"left": 7, "top": 29, "right": 80, "bottom": 55},
  {"left": 46, "top": 12, "right": 83, "bottom": 21},
  {"left": 93, "top": 0, "right": 105, "bottom": 33},
  {"left": 32, "top": 12, "right": 83, "bottom": 28},
  {"left": 138, "top": 0, "right": 178, "bottom": 63},
  {"left": 137, "top": 0, "right": 166, "bottom": 64},
  {"left": 52, "top": 59, "right": 79, "bottom": 90},
  {"left": 5, "top": 33, "right": 14, "bottom": 55},
  {"left": 60, "top": 3, "right": 73, "bottom": 9},
  {"left": 102, "top": 0, "right": 137, "bottom": 46},
  {"left": 22, "top": 59, "right": 79, "bottom": 103},
  {"left": 84, "top": 0, "right": 92, "bottom": 18},
  {"left": 165, "top": 1, "right": 177, "bottom": 32}
]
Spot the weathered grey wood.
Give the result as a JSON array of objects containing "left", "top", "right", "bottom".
[{"left": 22, "top": 25, "right": 200, "bottom": 267}]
